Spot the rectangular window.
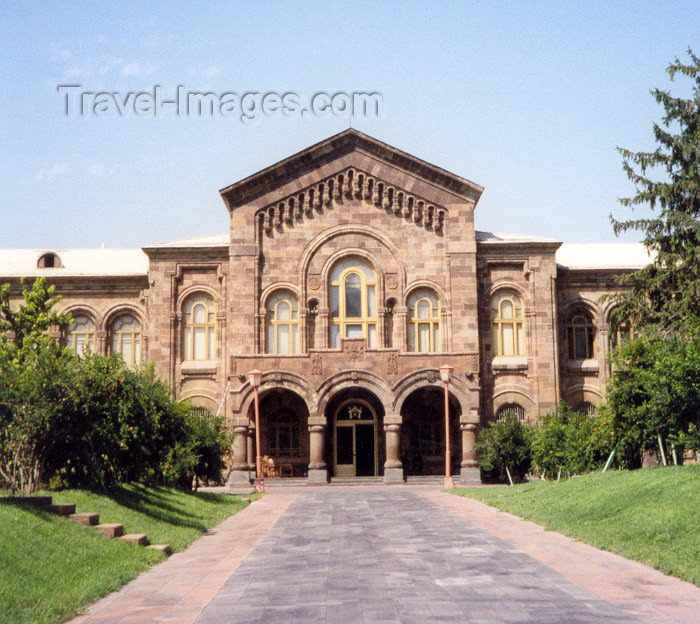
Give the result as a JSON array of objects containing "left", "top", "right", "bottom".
[
  {"left": 368, "top": 324, "right": 376, "bottom": 349},
  {"left": 346, "top": 324, "right": 363, "bottom": 339},
  {"left": 330, "top": 324, "right": 340, "bottom": 348}
]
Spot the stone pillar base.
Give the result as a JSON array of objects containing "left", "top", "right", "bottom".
[
  {"left": 307, "top": 468, "right": 328, "bottom": 484},
  {"left": 383, "top": 467, "right": 405, "bottom": 484},
  {"left": 227, "top": 469, "right": 251, "bottom": 486},
  {"left": 459, "top": 467, "right": 481, "bottom": 485}
]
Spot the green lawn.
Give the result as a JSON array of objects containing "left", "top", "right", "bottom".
[
  {"left": 0, "top": 486, "right": 256, "bottom": 624},
  {"left": 452, "top": 465, "right": 700, "bottom": 586}
]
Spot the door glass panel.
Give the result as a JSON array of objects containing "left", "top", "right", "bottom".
[
  {"left": 194, "top": 326, "right": 206, "bottom": 358},
  {"left": 337, "top": 426, "right": 354, "bottom": 464},
  {"left": 502, "top": 325, "right": 514, "bottom": 356},
  {"left": 277, "top": 324, "right": 290, "bottom": 354},
  {"left": 345, "top": 273, "right": 362, "bottom": 317},
  {"left": 419, "top": 323, "right": 430, "bottom": 352}
]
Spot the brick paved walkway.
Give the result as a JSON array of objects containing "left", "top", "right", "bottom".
[{"left": 70, "top": 487, "right": 700, "bottom": 624}]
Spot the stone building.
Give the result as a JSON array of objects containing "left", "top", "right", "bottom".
[{"left": 0, "top": 130, "right": 650, "bottom": 484}]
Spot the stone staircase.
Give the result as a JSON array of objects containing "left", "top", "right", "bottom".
[{"left": 4, "top": 495, "right": 172, "bottom": 556}]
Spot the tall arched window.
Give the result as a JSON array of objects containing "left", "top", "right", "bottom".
[
  {"left": 567, "top": 307, "right": 596, "bottom": 359},
  {"left": 110, "top": 313, "right": 141, "bottom": 365},
  {"left": 491, "top": 291, "right": 525, "bottom": 357},
  {"left": 266, "top": 291, "right": 299, "bottom": 354},
  {"left": 66, "top": 314, "right": 95, "bottom": 355},
  {"left": 496, "top": 403, "right": 526, "bottom": 422},
  {"left": 182, "top": 294, "right": 216, "bottom": 361},
  {"left": 610, "top": 320, "right": 638, "bottom": 350},
  {"left": 329, "top": 257, "right": 377, "bottom": 349},
  {"left": 407, "top": 289, "right": 440, "bottom": 352}
]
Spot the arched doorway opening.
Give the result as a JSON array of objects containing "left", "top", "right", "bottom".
[
  {"left": 401, "top": 386, "right": 461, "bottom": 476},
  {"left": 325, "top": 388, "right": 385, "bottom": 477},
  {"left": 248, "top": 388, "right": 310, "bottom": 478}
]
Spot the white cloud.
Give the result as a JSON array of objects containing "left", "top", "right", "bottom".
[
  {"left": 31, "top": 163, "right": 69, "bottom": 184},
  {"left": 87, "top": 164, "right": 105, "bottom": 176},
  {"left": 121, "top": 62, "right": 156, "bottom": 77},
  {"left": 201, "top": 65, "right": 221, "bottom": 80}
]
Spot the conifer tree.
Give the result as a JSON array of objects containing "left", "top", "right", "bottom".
[{"left": 611, "top": 49, "right": 700, "bottom": 334}]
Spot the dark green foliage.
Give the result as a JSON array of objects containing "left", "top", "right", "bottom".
[
  {"left": 475, "top": 415, "right": 533, "bottom": 482},
  {"left": 610, "top": 50, "right": 700, "bottom": 334},
  {"left": 531, "top": 403, "right": 615, "bottom": 478},
  {"left": 606, "top": 326, "right": 700, "bottom": 468},
  {"left": 0, "top": 278, "right": 232, "bottom": 492}
]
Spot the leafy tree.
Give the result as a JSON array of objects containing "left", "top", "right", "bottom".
[
  {"left": 475, "top": 415, "right": 533, "bottom": 483},
  {"left": 0, "top": 279, "right": 74, "bottom": 493},
  {"left": 606, "top": 325, "right": 700, "bottom": 468},
  {"left": 610, "top": 49, "right": 700, "bottom": 334}
]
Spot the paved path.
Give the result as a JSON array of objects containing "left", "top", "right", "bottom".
[{"left": 71, "top": 487, "right": 700, "bottom": 624}]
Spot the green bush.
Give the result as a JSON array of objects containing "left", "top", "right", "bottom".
[
  {"left": 475, "top": 415, "right": 533, "bottom": 482},
  {"left": 606, "top": 325, "right": 700, "bottom": 468},
  {"left": 531, "top": 403, "right": 614, "bottom": 479}
]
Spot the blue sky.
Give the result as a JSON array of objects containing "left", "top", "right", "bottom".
[{"left": 1, "top": 1, "right": 697, "bottom": 249}]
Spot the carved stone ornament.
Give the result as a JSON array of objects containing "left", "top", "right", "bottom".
[
  {"left": 343, "top": 340, "right": 365, "bottom": 363},
  {"left": 386, "top": 353, "right": 399, "bottom": 375},
  {"left": 386, "top": 275, "right": 398, "bottom": 290},
  {"left": 311, "top": 352, "right": 323, "bottom": 376},
  {"left": 308, "top": 276, "right": 321, "bottom": 291}
]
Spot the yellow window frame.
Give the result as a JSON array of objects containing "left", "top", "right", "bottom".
[
  {"left": 491, "top": 292, "right": 525, "bottom": 357},
  {"left": 330, "top": 265, "right": 377, "bottom": 346},
  {"left": 407, "top": 293, "right": 441, "bottom": 353},
  {"left": 266, "top": 294, "right": 299, "bottom": 354}
]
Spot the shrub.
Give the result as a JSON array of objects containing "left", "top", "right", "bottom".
[
  {"left": 475, "top": 415, "right": 533, "bottom": 483},
  {"left": 531, "top": 403, "right": 614, "bottom": 479}
]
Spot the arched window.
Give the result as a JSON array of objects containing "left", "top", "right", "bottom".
[
  {"left": 37, "top": 252, "right": 61, "bottom": 268},
  {"left": 407, "top": 289, "right": 440, "bottom": 352},
  {"left": 496, "top": 403, "right": 526, "bottom": 422},
  {"left": 66, "top": 314, "right": 95, "bottom": 355},
  {"left": 266, "top": 291, "right": 299, "bottom": 354},
  {"left": 567, "top": 307, "right": 596, "bottom": 359},
  {"left": 110, "top": 313, "right": 141, "bottom": 365},
  {"left": 573, "top": 401, "right": 597, "bottom": 417},
  {"left": 182, "top": 294, "right": 216, "bottom": 361},
  {"left": 491, "top": 291, "right": 525, "bottom": 357},
  {"left": 329, "top": 257, "right": 377, "bottom": 349},
  {"left": 610, "top": 320, "right": 638, "bottom": 350}
]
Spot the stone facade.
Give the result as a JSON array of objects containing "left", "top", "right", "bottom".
[{"left": 0, "top": 130, "right": 649, "bottom": 484}]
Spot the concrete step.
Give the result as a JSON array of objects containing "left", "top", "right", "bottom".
[
  {"left": 120, "top": 533, "right": 149, "bottom": 546},
  {"left": 329, "top": 477, "right": 384, "bottom": 486},
  {"left": 263, "top": 478, "right": 309, "bottom": 487},
  {"left": 147, "top": 544, "right": 172, "bottom": 556},
  {"left": 405, "top": 476, "right": 445, "bottom": 484},
  {"left": 49, "top": 503, "right": 76, "bottom": 516},
  {"left": 70, "top": 512, "right": 100, "bottom": 526},
  {"left": 96, "top": 523, "right": 124, "bottom": 538}
]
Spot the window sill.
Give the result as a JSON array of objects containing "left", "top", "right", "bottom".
[
  {"left": 567, "top": 359, "right": 599, "bottom": 373},
  {"left": 181, "top": 361, "right": 218, "bottom": 375},
  {"left": 492, "top": 356, "right": 528, "bottom": 372}
]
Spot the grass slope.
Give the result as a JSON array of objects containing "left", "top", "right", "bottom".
[
  {"left": 0, "top": 486, "right": 254, "bottom": 624},
  {"left": 452, "top": 465, "right": 700, "bottom": 586}
]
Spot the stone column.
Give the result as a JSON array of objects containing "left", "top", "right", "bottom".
[
  {"left": 459, "top": 422, "right": 481, "bottom": 484},
  {"left": 383, "top": 414, "right": 404, "bottom": 483},
  {"left": 307, "top": 423, "right": 328, "bottom": 483},
  {"left": 227, "top": 425, "right": 251, "bottom": 485},
  {"left": 246, "top": 428, "right": 255, "bottom": 478}
]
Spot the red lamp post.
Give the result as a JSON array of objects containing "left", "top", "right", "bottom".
[
  {"left": 247, "top": 369, "right": 264, "bottom": 493},
  {"left": 439, "top": 364, "right": 454, "bottom": 489}
]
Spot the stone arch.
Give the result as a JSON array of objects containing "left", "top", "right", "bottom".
[
  {"left": 180, "top": 391, "right": 219, "bottom": 415},
  {"left": 404, "top": 279, "right": 448, "bottom": 306},
  {"left": 296, "top": 224, "right": 407, "bottom": 300},
  {"left": 492, "top": 386, "right": 536, "bottom": 422},
  {"left": 176, "top": 284, "right": 223, "bottom": 311},
  {"left": 103, "top": 303, "right": 148, "bottom": 331},
  {"left": 259, "top": 282, "right": 301, "bottom": 312},
  {"left": 59, "top": 302, "right": 101, "bottom": 328},
  {"left": 316, "top": 369, "right": 393, "bottom": 417},
  {"left": 237, "top": 370, "right": 317, "bottom": 420},
  {"left": 563, "top": 383, "right": 604, "bottom": 407},
  {"left": 392, "top": 369, "right": 473, "bottom": 420}
]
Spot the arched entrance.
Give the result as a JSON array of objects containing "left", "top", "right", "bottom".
[
  {"left": 401, "top": 386, "right": 461, "bottom": 476},
  {"left": 325, "top": 388, "right": 385, "bottom": 478},
  {"left": 249, "top": 388, "right": 310, "bottom": 478}
]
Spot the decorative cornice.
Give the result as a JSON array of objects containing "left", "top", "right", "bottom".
[{"left": 257, "top": 167, "right": 447, "bottom": 236}]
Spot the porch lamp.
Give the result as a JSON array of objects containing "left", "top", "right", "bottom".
[
  {"left": 246, "top": 369, "right": 264, "bottom": 493},
  {"left": 439, "top": 364, "right": 455, "bottom": 489}
]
